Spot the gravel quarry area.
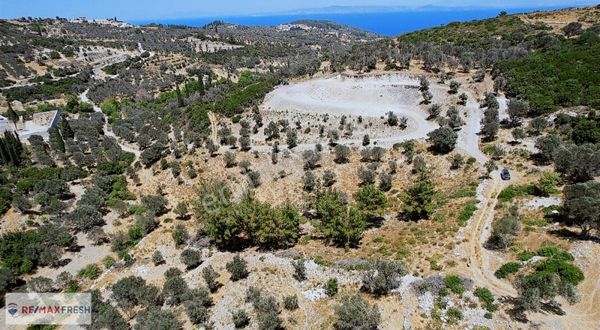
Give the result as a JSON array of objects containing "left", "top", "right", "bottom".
[
  {"left": 261, "top": 74, "right": 438, "bottom": 146},
  {"left": 263, "top": 74, "right": 424, "bottom": 117},
  {"left": 262, "top": 73, "right": 487, "bottom": 162}
]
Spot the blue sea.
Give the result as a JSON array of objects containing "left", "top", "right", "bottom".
[{"left": 130, "top": 7, "right": 563, "bottom": 36}]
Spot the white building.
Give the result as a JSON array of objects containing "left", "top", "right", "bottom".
[{"left": 0, "top": 110, "right": 60, "bottom": 140}]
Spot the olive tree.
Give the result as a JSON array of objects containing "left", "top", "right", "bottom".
[
  {"left": 172, "top": 224, "right": 189, "bottom": 248},
  {"left": 534, "top": 134, "right": 562, "bottom": 164},
  {"left": 481, "top": 107, "right": 500, "bottom": 141},
  {"left": 335, "top": 294, "right": 380, "bottom": 330},
  {"left": 202, "top": 265, "right": 220, "bottom": 292},
  {"left": 292, "top": 259, "right": 306, "bottom": 282},
  {"left": 507, "top": 98, "right": 529, "bottom": 126},
  {"left": 448, "top": 80, "right": 460, "bottom": 94},
  {"left": 135, "top": 307, "right": 181, "bottom": 330},
  {"left": 486, "top": 216, "right": 520, "bottom": 249},
  {"left": 302, "top": 150, "right": 321, "bottom": 169},
  {"left": 427, "top": 104, "right": 442, "bottom": 119},
  {"left": 563, "top": 180, "right": 600, "bottom": 237},
  {"left": 226, "top": 254, "right": 249, "bottom": 281},
  {"left": 334, "top": 145, "right": 351, "bottom": 164},
  {"left": 427, "top": 127, "right": 457, "bottom": 153},
  {"left": 362, "top": 259, "right": 407, "bottom": 296},
  {"left": 180, "top": 249, "right": 201, "bottom": 269},
  {"left": 554, "top": 144, "right": 600, "bottom": 183}
]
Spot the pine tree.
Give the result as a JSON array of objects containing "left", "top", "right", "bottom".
[{"left": 401, "top": 171, "right": 436, "bottom": 220}]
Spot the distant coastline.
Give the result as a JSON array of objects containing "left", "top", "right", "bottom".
[{"left": 129, "top": 6, "right": 566, "bottom": 36}]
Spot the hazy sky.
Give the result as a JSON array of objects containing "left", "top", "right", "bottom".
[{"left": 1, "top": 0, "right": 597, "bottom": 20}]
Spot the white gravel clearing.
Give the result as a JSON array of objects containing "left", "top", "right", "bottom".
[
  {"left": 263, "top": 74, "right": 423, "bottom": 117},
  {"left": 262, "top": 74, "right": 438, "bottom": 146},
  {"left": 524, "top": 197, "right": 561, "bottom": 210},
  {"left": 262, "top": 73, "right": 488, "bottom": 163}
]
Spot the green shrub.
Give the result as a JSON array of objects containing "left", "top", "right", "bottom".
[
  {"left": 65, "top": 282, "right": 80, "bottom": 293},
  {"left": 457, "top": 200, "right": 477, "bottom": 226},
  {"left": 535, "top": 246, "right": 574, "bottom": 261},
  {"left": 518, "top": 251, "right": 535, "bottom": 261},
  {"left": 498, "top": 185, "right": 536, "bottom": 202},
  {"left": 325, "top": 278, "right": 339, "bottom": 296},
  {"left": 523, "top": 218, "right": 548, "bottom": 227},
  {"left": 232, "top": 309, "right": 250, "bottom": 328},
  {"left": 77, "top": 264, "right": 101, "bottom": 280},
  {"left": 450, "top": 182, "right": 478, "bottom": 198},
  {"left": 474, "top": 287, "right": 498, "bottom": 312},
  {"left": 313, "top": 255, "right": 331, "bottom": 267},
  {"left": 535, "top": 259, "right": 584, "bottom": 285},
  {"left": 494, "top": 262, "right": 521, "bottom": 279},
  {"left": 128, "top": 205, "right": 147, "bottom": 216},
  {"left": 103, "top": 256, "right": 116, "bottom": 269},
  {"left": 283, "top": 295, "right": 298, "bottom": 310},
  {"left": 444, "top": 275, "right": 465, "bottom": 295},
  {"left": 400, "top": 14, "right": 534, "bottom": 49},
  {"left": 446, "top": 307, "right": 463, "bottom": 322}
]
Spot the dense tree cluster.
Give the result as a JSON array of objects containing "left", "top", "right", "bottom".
[{"left": 194, "top": 181, "right": 301, "bottom": 249}]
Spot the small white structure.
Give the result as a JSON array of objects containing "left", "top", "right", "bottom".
[{"left": 6, "top": 110, "right": 61, "bottom": 141}]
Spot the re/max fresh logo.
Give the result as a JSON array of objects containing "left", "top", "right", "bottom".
[
  {"left": 7, "top": 304, "right": 92, "bottom": 315},
  {"left": 5, "top": 293, "right": 92, "bottom": 325}
]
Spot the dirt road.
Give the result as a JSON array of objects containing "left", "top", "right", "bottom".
[{"left": 463, "top": 172, "right": 517, "bottom": 297}]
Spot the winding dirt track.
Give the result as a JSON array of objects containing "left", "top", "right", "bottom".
[
  {"left": 464, "top": 173, "right": 517, "bottom": 297},
  {"left": 462, "top": 172, "right": 600, "bottom": 329}
]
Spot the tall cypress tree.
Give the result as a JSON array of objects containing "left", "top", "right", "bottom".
[
  {"left": 59, "top": 118, "right": 74, "bottom": 140},
  {"left": 48, "top": 126, "right": 65, "bottom": 153},
  {"left": 5, "top": 103, "right": 19, "bottom": 130},
  {"left": 0, "top": 132, "right": 23, "bottom": 166},
  {"left": 175, "top": 84, "right": 184, "bottom": 108},
  {"left": 197, "top": 76, "right": 205, "bottom": 96}
]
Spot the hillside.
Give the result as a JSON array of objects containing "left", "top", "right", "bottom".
[{"left": 1, "top": 6, "right": 600, "bottom": 330}]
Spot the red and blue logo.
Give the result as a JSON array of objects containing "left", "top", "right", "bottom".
[{"left": 7, "top": 302, "right": 18, "bottom": 316}]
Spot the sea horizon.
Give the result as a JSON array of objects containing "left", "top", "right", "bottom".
[{"left": 129, "top": 6, "right": 569, "bottom": 36}]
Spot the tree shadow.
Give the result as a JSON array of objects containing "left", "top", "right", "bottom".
[
  {"left": 175, "top": 214, "right": 192, "bottom": 221},
  {"left": 55, "top": 258, "right": 72, "bottom": 267},
  {"left": 501, "top": 296, "right": 529, "bottom": 323},
  {"left": 548, "top": 227, "right": 600, "bottom": 243},
  {"left": 530, "top": 153, "right": 551, "bottom": 166},
  {"left": 540, "top": 301, "right": 565, "bottom": 316},
  {"left": 426, "top": 146, "right": 452, "bottom": 156},
  {"left": 365, "top": 216, "right": 385, "bottom": 229}
]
